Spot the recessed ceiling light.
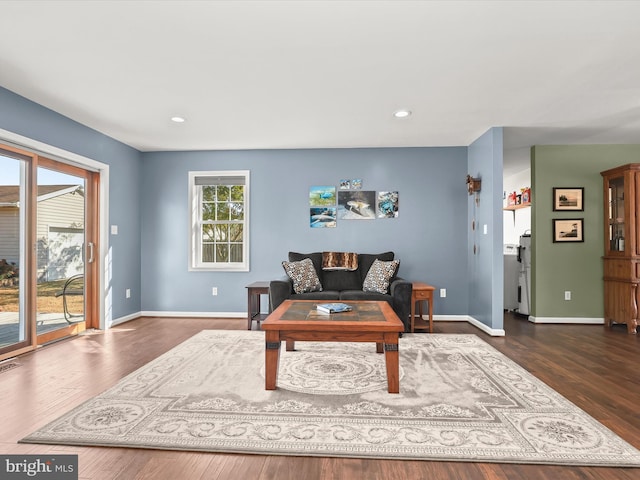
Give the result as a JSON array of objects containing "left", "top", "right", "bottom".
[
  {"left": 393, "top": 109, "right": 411, "bottom": 118},
  {"left": 171, "top": 116, "right": 186, "bottom": 123}
]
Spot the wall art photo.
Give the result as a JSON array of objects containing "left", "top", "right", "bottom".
[
  {"left": 339, "top": 179, "right": 362, "bottom": 190},
  {"left": 310, "top": 207, "right": 337, "bottom": 228},
  {"left": 309, "top": 186, "right": 336, "bottom": 206},
  {"left": 337, "top": 190, "right": 376, "bottom": 220},
  {"left": 377, "top": 191, "right": 399, "bottom": 218},
  {"left": 553, "top": 187, "right": 584, "bottom": 211},
  {"left": 553, "top": 218, "right": 584, "bottom": 242}
]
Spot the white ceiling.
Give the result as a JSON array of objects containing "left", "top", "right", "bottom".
[{"left": 1, "top": 1, "right": 640, "bottom": 177}]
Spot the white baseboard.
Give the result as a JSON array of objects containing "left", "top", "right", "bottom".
[
  {"left": 432, "top": 315, "right": 468, "bottom": 322},
  {"left": 113, "top": 312, "right": 511, "bottom": 337},
  {"left": 110, "top": 311, "right": 142, "bottom": 327},
  {"left": 465, "top": 316, "right": 506, "bottom": 336},
  {"left": 527, "top": 316, "right": 604, "bottom": 324},
  {"left": 429, "top": 315, "right": 505, "bottom": 337},
  {"left": 139, "top": 311, "right": 246, "bottom": 319}
]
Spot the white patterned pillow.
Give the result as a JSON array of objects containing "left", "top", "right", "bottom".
[
  {"left": 282, "top": 258, "right": 323, "bottom": 294},
  {"left": 362, "top": 259, "right": 399, "bottom": 294}
]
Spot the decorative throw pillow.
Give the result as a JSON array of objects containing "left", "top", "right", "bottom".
[
  {"left": 362, "top": 259, "right": 399, "bottom": 294},
  {"left": 282, "top": 258, "right": 323, "bottom": 294}
]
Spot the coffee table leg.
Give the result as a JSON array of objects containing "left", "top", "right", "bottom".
[
  {"left": 265, "top": 331, "right": 281, "bottom": 390},
  {"left": 383, "top": 333, "right": 400, "bottom": 393}
]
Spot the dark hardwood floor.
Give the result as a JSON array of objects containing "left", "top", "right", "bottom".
[{"left": 0, "top": 313, "right": 638, "bottom": 480}]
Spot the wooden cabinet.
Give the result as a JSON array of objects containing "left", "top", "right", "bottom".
[{"left": 601, "top": 163, "right": 640, "bottom": 334}]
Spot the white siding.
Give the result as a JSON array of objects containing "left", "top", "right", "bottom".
[
  {"left": 0, "top": 207, "right": 20, "bottom": 265},
  {"left": 37, "top": 190, "right": 85, "bottom": 281}
]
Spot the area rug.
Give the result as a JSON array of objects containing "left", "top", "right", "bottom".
[{"left": 21, "top": 331, "right": 640, "bottom": 466}]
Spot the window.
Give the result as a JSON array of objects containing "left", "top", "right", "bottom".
[{"left": 189, "top": 170, "right": 249, "bottom": 271}]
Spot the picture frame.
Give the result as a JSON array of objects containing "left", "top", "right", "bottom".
[
  {"left": 553, "top": 187, "right": 584, "bottom": 211},
  {"left": 553, "top": 218, "right": 584, "bottom": 243},
  {"left": 337, "top": 190, "right": 376, "bottom": 220},
  {"left": 309, "top": 186, "right": 336, "bottom": 206}
]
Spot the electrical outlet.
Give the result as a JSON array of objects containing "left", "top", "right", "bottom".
[
  {"left": 440, "top": 288, "right": 446, "bottom": 298},
  {"left": 564, "top": 291, "right": 571, "bottom": 301},
  {"left": 212, "top": 287, "right": 218, "bottom": 296},
  {"left": 125, "top": 288, "right": 131, "bottom": 298}
]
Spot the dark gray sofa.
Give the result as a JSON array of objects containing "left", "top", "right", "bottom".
[{"left": 269, "top": 251, "right": 413, "bottom": 332}]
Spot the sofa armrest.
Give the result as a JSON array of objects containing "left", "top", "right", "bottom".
[
  {"left": 269, "top": 275, "right": 293, "bottom": 312},
  {"left": 390, "top": 277, "right": 412, "bottom": 332}
]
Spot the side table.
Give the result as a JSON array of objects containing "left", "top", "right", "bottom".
[
  {"left": 246, "top": 281, "right": 270, "bottom": 330},
  {"left": 411, "top": 282, "right": 435, "bottom": 333}
]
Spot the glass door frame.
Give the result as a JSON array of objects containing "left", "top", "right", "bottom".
[
  {"left": 0, "top": 145, "right": 37, "bottom": 359},
  {"left": 35, "top": 157, "right": 100, "bottom": 345},
  {"left": 0, "top": 140, "right": 103, "bottom": 361}
]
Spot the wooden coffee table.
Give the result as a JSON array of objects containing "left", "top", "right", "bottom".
[{"left": 261, "top": 300, "right": 405, "bottom": 393}]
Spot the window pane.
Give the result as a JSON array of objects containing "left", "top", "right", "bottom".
[
  {"left": 202, "top": 186, "right": 216, "bottom": 202},
  {"left": 202, "top": 225, "right": 215, "bottom": 241},
  {"left": 217, "top": 186, "right": 229, "bottom": 201},
  {"left": 216, "top": 244, "right": 229, "bottom": 262},
  {"left": 214, "top": 224, "right": 228, "bottom": 242},
  {"left": 229, "top": 202, "right": 243, "bottom": 220},
  {"left": 230, "top": 185, "right": 243, "bottom": 201},
  {"left": 230, "top": 244, "right": 243, "bottom": 262},
  {"left": 229, "top": 224, "right": 243, "bottom": 241},
  {"left": 202, "top": 243, "right": 215, "bottom": 262},
  {"left": 216, "top": 201, "right": 229, "bottom": 220},
  {"left": 202, "top": 202, "right": 215, "bottom": 221}
]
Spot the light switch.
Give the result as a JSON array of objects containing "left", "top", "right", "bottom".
[
  {"left": 483, "top": 224, "right": 488, "bottom": 235},
  {"left": 111, "top": 225, "right": 118, "bottom": 235}
]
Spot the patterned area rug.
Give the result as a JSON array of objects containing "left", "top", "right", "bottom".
[{"left": 20, "top": 331, "right": 640, "bottom": 466}]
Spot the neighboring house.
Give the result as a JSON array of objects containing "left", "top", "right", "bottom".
[{"left": 0, "top": 184, "right": 84, "bottom": 282}]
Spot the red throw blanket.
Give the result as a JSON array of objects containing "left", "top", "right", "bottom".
[{"left": 322, "top": 252, "right": 358, "bottom": 271}]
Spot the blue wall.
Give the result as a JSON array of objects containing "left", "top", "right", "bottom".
[
  {"left": 0, "top": 87, "right": 143, "bottom": 321},
  {"left": 1, "top": 86, "right": 506, "bottom": 332},
  {"left": 467, "top": 128, "right": 504, "bottom": 331},
  {"left": 140, "top": 148, "right": 470, "bottom": 315}
]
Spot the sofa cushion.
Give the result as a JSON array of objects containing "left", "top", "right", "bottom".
[
  {"left": 288, "top": 252, "right": 323, "bottom": 279},
  {"left": 291, "top": 291, "right": 340, "bottom": 301},
  {"left": 358, "top": 252, "right": 395, "bottom": 283},
  {"left": 362, "top": 259, "right": 400, "bottom": 294},
  {"left": 322, "top": 270, "right": 362, "bottom": 291},
  {"left": 282, "top": 258, "right": 323, "bottom": 294},
  {"left": 340, "top": 290, "right": 393, "bottom": 305}
]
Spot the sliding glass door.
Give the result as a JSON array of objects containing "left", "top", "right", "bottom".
[
  {"left": 0, "top": 145, "right": 99, "bottom": 359},
  {"left": 0, "top": 151, "right": 31, "bottom": 356},
  {"left": 35, "top": 161, "right": 89, "bottom": 343}
]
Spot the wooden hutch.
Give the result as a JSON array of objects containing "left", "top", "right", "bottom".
[{"left": 601, "top": 163, "right": 640, "bottom": 334}]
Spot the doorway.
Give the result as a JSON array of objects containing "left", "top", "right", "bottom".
[{"left": 0, "top": 145, "right": 99, "bottom": 359}]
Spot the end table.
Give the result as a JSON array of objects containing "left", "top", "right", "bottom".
[
  {"left": 411, "top": 282, "right": 435, "bottom": 333},
  {"left": 246, "top": 281, "right": 270, "bottom": 330}
]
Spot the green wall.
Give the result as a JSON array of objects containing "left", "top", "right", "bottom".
[{"left": 531, "top": 145, "right": 640, "bottom": 319}]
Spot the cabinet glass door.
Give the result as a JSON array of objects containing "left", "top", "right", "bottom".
[{"left": 607, "top": 175, "right": 625, "bottom": 253}]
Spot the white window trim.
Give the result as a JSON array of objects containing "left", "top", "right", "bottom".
[{"left": 188, "top": 170, "right": 250, "bottom": 272}]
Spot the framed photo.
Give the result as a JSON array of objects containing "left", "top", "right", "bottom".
[
  {"left": 553, "top": 187, "right": 584, "bottom": 211},
  {"left": 337, "top": 190, "right": 376, "bottom": 220},
  {"left": 309, "top": 186, "right": 336, "bottom": 206},
  {"left": 377, "top": 191, "right": 399, "bottom": 218},
  {"left": 553, "top": 218, "right": 584, "bottom": 243},
  {"left": 310, "top": 207, "right": 336, "bottom": 228}
]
